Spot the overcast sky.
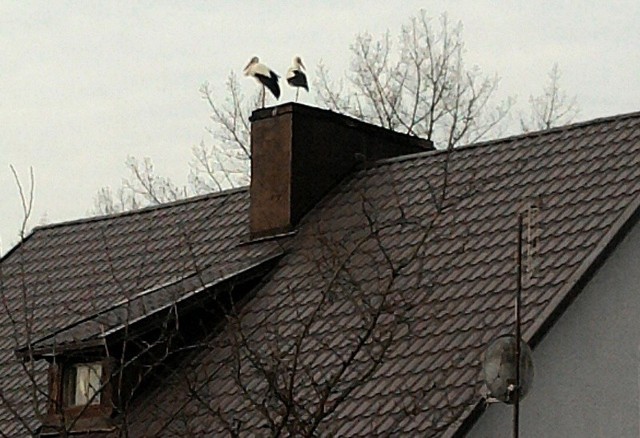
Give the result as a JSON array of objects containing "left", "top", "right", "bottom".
[{"left": 2, "top": 1, "right": 639, "bottom": 253}]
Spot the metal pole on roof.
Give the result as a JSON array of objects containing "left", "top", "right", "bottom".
[
  {"left": 482, "top": 213, "right": 534, "bottom": 434},
  {"left": 513, "top": 213, "right": 523, "bottom": 438}
]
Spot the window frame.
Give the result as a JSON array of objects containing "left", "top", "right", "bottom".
[{"left": 44, "top": 355, "right": 115, "bottom": 431}]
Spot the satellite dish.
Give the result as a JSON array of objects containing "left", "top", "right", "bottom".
[{"left": 482, "top": 335, "right": 534, "bottom": 404}]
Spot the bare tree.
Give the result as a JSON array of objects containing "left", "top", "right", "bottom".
[
  {"left": 190, "top": 72, "right": 257, "bottom": 194},
  {"left": 93, "top": 11, "right": 583, "bottom": 218},
  {"left": 93, "top": 186, "right": 141, "bottom": 216},
  {"left": 520, "top": 63, "right": 579, "bottom": 132},
  {"left": 92, "top": 156, "right": 184, "bottom": 215},
  {"left": 92, "top": 73, "right": 257, "bottom": 215},
  {"left": 316, "top": 11, "right": 513, "bottom": 149},
  {"left": 94, "top": 11, "right": 516, "bottom": 216}
]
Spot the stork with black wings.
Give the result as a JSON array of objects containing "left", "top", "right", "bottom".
[
  {"left": 243, "top": 56, "right": 280, "bottom": 108},
  {"left": 286, "top": 56, "right": 308, "bottom": 102}
]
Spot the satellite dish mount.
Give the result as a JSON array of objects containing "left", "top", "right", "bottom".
[{"left": 482, "top": 213, "right": 535, "bottom": 438}]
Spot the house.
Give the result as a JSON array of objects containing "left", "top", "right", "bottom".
[{"left": 1, "top": 103, "right": 639, "bottom": 436}]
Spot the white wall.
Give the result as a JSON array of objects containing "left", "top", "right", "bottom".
[{"left": 469, "top": 221, "right": 640, "bottom": 438}]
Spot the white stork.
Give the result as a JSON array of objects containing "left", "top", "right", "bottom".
[
  {"left": 286, "top": 56, "right": 308, "bottom": 102},
  {"left": 243, "top": 56, "right": 280, "bottom": 108}
]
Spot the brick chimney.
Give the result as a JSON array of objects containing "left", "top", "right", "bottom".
[{"left": 249, "top": 103, "right": 433, "bottom": 239}]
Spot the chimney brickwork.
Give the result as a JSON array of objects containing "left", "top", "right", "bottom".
[{"left": 249, "top": 103, "right": 433, "bottom": 239}]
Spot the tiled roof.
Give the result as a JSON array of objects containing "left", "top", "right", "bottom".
[
  {"left": 2, "top": 110, "right": 640, "bottom": 436},
  {"left": 120, "top": 112, "right": 640, "bottom": 436},
  {"left": 0, "top": 189, "right": 282, "bottom": 435}
]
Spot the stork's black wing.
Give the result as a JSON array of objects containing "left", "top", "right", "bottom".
[
  {"left": 287, "top": 70, "right": 309, "bottom": 92},
  {"left": 256, "top": 71, "right": 281, "bottom": 99}
]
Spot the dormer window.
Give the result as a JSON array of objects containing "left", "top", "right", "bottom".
[
  {"left": 38, "top": 355, "right": 117, "bottom": 434},
  {"left": 63, "top": 362, "right": 103, "bottom": 406}
]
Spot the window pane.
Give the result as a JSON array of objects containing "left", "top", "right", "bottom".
[
  {"left": 74, "top": 366, "right": 89, "bottom": 405},
  {"left": 73, "top": 363, "right": 102, "bottom": 405},
  {"left": 87, "top": 364, "right": 102, "bottom": 404}
]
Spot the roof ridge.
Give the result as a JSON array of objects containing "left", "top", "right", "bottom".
[
  {"left": 365, "top": 110, "right": 640, "bottom": 168},
  {"left": 32, "top": 187, "right": 249, "bottom": 232},
  {"left": 467, "top": 109, "right": 640, "bottom": 147}
]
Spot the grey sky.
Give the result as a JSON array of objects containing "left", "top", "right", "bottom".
[{"left": 2, "top": 1, "right": 639, "bottom": 253}]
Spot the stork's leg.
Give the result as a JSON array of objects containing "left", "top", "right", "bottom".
[
  {"left": 261, "top": 85, "right": 266, "bottom": 108},
  {"left": 295, "top": 88, "right": 300, "bottom": 102}
]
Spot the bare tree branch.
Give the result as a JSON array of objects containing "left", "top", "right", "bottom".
[
  {"left": 520, "top": 63, "right": 579, "bottom": 132},
  {"left": 314, "top": 11, "right": 513, "bottom": 149},
  {"left": 9, "top": 165, "right": 34, "bottom": 240}
]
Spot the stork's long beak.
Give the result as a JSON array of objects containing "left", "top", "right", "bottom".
[{"left": 243, "top": 59, "right": 254, "bottom": 75}]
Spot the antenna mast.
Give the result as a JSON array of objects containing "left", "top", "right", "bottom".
[{"left": 513, "top": 213, "right": 523, "bottom": 438}]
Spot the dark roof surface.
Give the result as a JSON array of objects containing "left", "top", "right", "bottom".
[
  {"left": 2, "top": 111, "right": 640, "bottom": 436},
  {"left": 118, "top": 112, "right": 640, "bottom": 436},
  {"left": 0, "top": 189, "right": 282, "bottom": 435}
]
